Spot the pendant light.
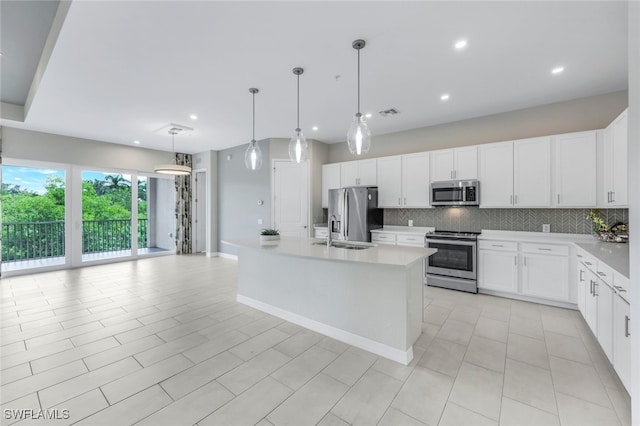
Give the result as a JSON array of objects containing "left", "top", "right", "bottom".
[
  {"left": 245, "top": 88, "right": 263, "bottom": 171},
  {"left": 288, "top": 67, "right": 309, "bottom": 163},
  {"left": 154, "top": 129, "right": 192, "bottom": 175},
  {"left": 347, "top": 39, "right": 371, "bottom": 156}
]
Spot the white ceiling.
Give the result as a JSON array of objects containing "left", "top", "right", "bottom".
[{"left": 2, "top": 1, "right": 629, "bottom": 154}]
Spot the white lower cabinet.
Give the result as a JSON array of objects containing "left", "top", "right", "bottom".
[
  {"left": 479, "top": 239, "right": 570, "bottom": 304},
  {"left": 613, "top": 294, "right": 631, "bottom": 391},
  {"left": 576, "top": 254, "right": 587, "bottom": 315},
  {"left": 521, "top": 252, "right": 569, "bottom": 302},
  {"left": 596, "top": 279, "right": 614, "bottom": 362},
  {"left": 577, "top": 251, "right": 631, "bottom": 392},
  {"left": 478, "top": 246, "right": 518, "bottom": 293}
]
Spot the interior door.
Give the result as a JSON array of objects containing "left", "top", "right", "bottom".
[{"left": 273, "top": 160, "right": 308, "bottom": 237}]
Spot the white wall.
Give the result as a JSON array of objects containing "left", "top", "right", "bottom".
[
  {"left": 627, "top": 1, "right": 639, "bottom": 423},
  {"left": 2, "top": 127, "right": 172, "bottom": 172},
  {"left": 329, "top": 91, "right": 628, "bottom": 162}
]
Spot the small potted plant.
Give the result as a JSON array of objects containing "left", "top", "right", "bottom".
[{"left": 260, "top": 228, "right": 280, "bottom": 242}]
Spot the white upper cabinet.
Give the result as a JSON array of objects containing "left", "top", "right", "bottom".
[
  {"left": 321, "top": 163, "right": 341, "bottom": 208},
  {"left": 603, "top": 109, "right": 628, "bottom": 206},
  {"left": 479, "top": 141, "right": 514, "bottom": 207},
  {"left": 514, "top": 137, "right": 551, "bottom": 207},
  {"left": 402, "top": 152, "right": 430, "bottom": 207},
  {"left": 430, "top": 147, "right": 477, "bottom": 181},
  {"left": 340, "top": 159, "right": 377, "bottom": 187},
  {"left": 377, "top": 156, "right": 403, "bottom": 207},
  {"left": 553, "top": 131, "right": 597, "bottom": 207},
  {"left": 377, "top": 152, "right": 430, "bottom": 208}
]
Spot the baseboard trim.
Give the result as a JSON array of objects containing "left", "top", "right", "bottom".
[
  {"left": 236, "top": 294, "right": 413, "bottom": 365},
  {"left": 214, "top": 252, "right": 238, "bottom": 260},
  {"left": 478, "top": 289, "right": 578, "bottom": 310}
]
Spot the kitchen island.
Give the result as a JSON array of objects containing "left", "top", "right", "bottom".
[{"left": 224, "top": 237, "right": 437, "bottom": 364}]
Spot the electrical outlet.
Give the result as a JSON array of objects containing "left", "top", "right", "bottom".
[
  {"left": 408, "top": 220, "right": 414, "bottom": 227},
  {"left": 542, "top": 224, "right": 550, "bottom": 233},
  {"left": 258, "top": 219, "right": 263, "bottom": 225}
]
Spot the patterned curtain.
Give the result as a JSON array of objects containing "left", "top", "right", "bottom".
[{"left": 174, "top": 153, "right": 192, "bottom": 254}]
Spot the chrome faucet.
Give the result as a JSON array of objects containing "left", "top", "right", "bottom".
[{"left": 327, "top": 215, "right": 337, "bottom": 248}]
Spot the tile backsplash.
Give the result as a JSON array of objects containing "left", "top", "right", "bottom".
[{"left": 383, "top": 208, "right": 629, "bottom": 234}]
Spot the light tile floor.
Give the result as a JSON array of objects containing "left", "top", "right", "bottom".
[{"left": 0, "top": 255, "right": 631, "bottom": 426}]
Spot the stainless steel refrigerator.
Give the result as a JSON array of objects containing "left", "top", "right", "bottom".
[{"left": 328, "top": 187, "right": 383, "bottom": 242}]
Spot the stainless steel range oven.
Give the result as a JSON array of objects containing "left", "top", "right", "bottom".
[{"left": 425, "top": 231, "right": 480, "bottom": 293}]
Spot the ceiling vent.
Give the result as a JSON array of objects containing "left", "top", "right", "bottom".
[
  {"left": 152, "top": 123, "right": 194, "bottom": 136},
  {"left": 379, "top": 108, "right": 399, "bottom": 117}
]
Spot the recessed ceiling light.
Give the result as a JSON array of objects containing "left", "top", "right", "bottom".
[
  {"left": 440, "top": 94, "right": 450, "bottom": 101},
  {"left": 133, "top": 140, "right": 140, "bottom": 144},
  {"left": 551, "top": 66, "right": 565, "bottom": 75},
  {"left": 365, "top": 113, "right": 372, "bottom": 118},
  {"left": 189, "top": 114, "right": 198, "bottom": 120},
  {"left": 454, "top": 40, "right": 467, "bottom": 50},
  {"left": 312, "top": 126, "right": 319, "bottom": 131}
]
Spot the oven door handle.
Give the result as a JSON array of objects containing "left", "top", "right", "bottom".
[{"left": 426, "top": 238, "right": 477, "bottom": 246}]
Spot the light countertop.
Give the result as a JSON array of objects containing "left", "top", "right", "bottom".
[
  {"left": 575, "top": 241, "right": 629, "bottom": 278},
  {"left": 223, "top": 236, "right": 436, "bottom": 267},
  {"left": 371, "top": 226, "right": 435, "bottom": 235},
  {"left": 479, "top": 230, "right": 629, "bottom": 278}
]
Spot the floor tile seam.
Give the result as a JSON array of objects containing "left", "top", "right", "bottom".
[
  {"left": 547, "top": 353, "right": 613, "bottom": 409},
  {"left": 2, "top": 338, "right": 76, "bottom": 369},
  {"left": 444, "top": 400, "right": 498, "bottom": 426},
  {"left": 35, "top": 357, "right": 138, "bottom": 409},
  {"left": 381, "top": 405, "right": 428, "bottom": 426},
  {"left": 0, "top": 363, "right": 33, "bottom": 387},
  {"left": 82, "top": 336, "right": 167, "bottom": 371},
  {"left": 554, "top": 390, "right": 621, "bottom": 414},
  {"left": 499, "top": 395, "right": 560, "bottom": 422},
  {"left": 603, "top": 386, "right": 632, "bottom": 426},
  {"left": 508, "top": 329, "right": 546, "bottom": 341}
]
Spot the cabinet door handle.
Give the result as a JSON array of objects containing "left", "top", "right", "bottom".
[
  {"left": 607, "top": 191, "right": 611, "bottom": 203},
  {"left": 515, "top": 195, "right": 518, "bottom": 204},
  {"left": 593, "top": 281, "right": 598, "bottom": 297},
  {"left": 584, "top": 261, "right": 593, "bottom": 266},
  {"left": 614, "top": 285, "right": 627, "bottom": 293},
  {"left": 538, "top": 248, "right": 553, "bottom": 251},
  {"left": 612, "top": 191, "right": 615, "bottom": 203},
  {"left": 524, "top": 256, "right": 527, "bottom": 267},
  {"left": 514, "top": 255, "right": 517, "bottom": 266},
  {"left": 557, "top": 194, "right": 560, "bottom": 204},
  {"left": 398, "top": 197, "right": 401, "bottom": 206},
  {"left": 510, "top": 195, "right": 513, "bottom": 205},
  {"left": 590, "top": 280, "right": 594, "bottom": 295},
  {"left": 597, "top": 271, "right": 607, "bottom": 277},
  {"left": 492, "top": 244, "right": 504, "bottom": 247},
  {"left": 579, "top": 270, "right": 584, "bottom": 282},
  {"left": 625, "top": 315, "right": 630, "bottom": 337}
]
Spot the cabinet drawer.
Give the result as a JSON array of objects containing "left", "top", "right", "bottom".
[
  {"left": 479, "top": 240, "right": 517, "bottom": 251},
  {"left": 371, "top": 233, "right": 396, "bottom": 244},
  {"left": 521, "top": 243, "right": 568, "bottom": 256},
  {"left": 580, "top": 254, "right": 598, "bottom": 271},
  {"left": 596, "top": 262, "right": 614, "bottom": 285},
  {"left": 314, "top": 229, "right": 328, "bottom": 239},
  {"left": 613, "top": 272, "right": 630, "bottom": 301},
  {"left": 397, "top": 234, "right": 425, "bottom": 247}
]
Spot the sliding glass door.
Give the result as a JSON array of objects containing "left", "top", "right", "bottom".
[
  {"left": 1, "top": 164, "right": 67, "bottom": 273},
  {"left": 137, "top": 176, "right": 175, "bottom": 254}
]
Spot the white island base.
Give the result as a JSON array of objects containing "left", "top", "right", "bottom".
[{"left": 228, "top": 237, "right": 435, "bottom": 365}]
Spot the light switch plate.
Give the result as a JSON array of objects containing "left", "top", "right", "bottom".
[
  {"left": 258, "top": 219, "right": 263, "bottom": 225},
  {"left": 542, "top": 224, "right": 550, "bottom": 233}
]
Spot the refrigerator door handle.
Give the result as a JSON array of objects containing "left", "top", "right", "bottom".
[{"left": 343, "top": 190, "right": 349, "bottom": 240}]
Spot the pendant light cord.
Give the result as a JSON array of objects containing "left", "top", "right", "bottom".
[
  {"left": 357, "top": 48, "right": 361, "bottom": 115},
  {"left": 297, "top": 73, "right": 300, "bottom": 130},
  {"left": 252, "top": 91, "right": 256, "bottom": 141}
]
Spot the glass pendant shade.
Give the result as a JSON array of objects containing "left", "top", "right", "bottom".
[
  {"left": 347, "top": 113, "right": 371, "bottom": 155},
  {"left": 244, "top": 140, "right": 263, "bottom": 170},
  {"left": 288, "top": 129, "right": 309, "bottom": 163}
]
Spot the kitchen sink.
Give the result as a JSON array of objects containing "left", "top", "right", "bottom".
[{"left": 312, "top": 240, "right": 376, "bottom": 250}]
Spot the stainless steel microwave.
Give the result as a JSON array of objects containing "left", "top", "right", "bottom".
[{"left": 430, "top": 180, "right": 480, "bottom": 206}]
